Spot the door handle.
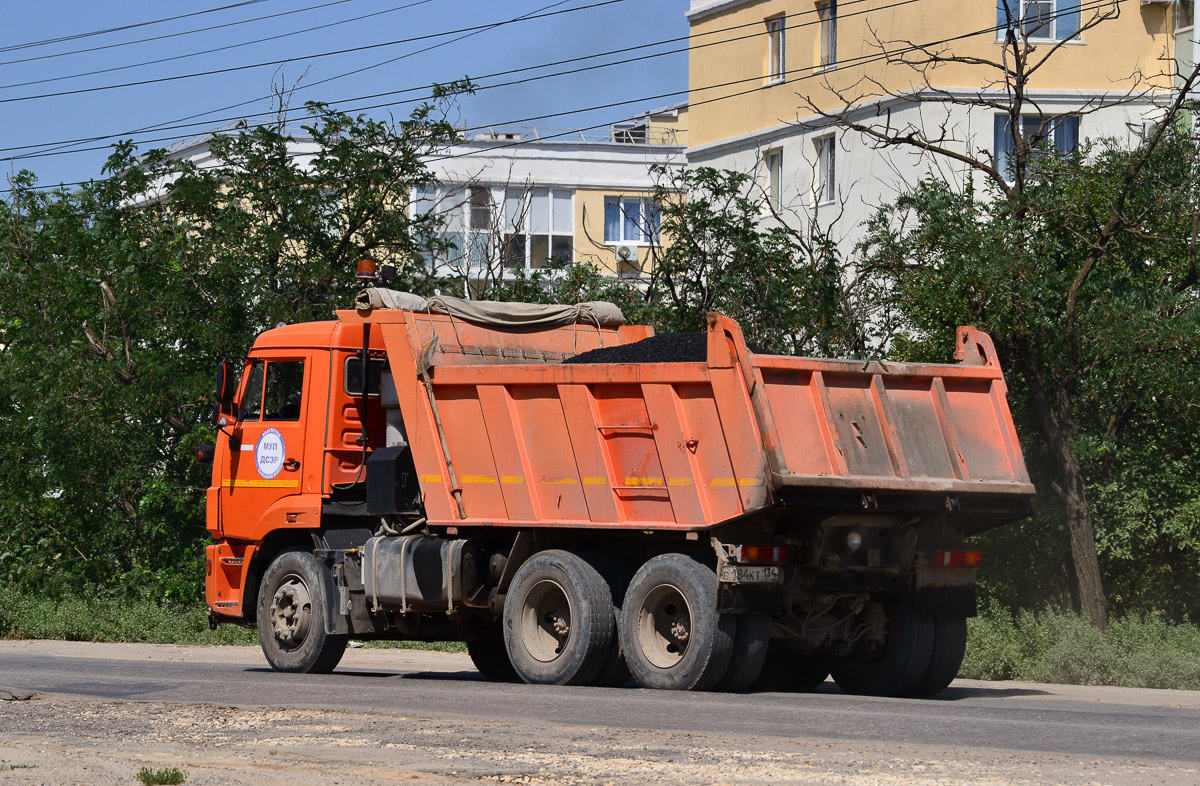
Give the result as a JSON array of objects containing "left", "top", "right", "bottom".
[{"left": 282, "top": 459, "right": 300, "bottom": 471}]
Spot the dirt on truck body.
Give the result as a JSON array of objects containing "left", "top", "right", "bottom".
[{"left": 199, "top": 284, "right": 1034, "bottom": 696}]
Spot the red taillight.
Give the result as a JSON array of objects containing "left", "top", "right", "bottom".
[
  {"left": 933, "top": 549, "right": 983, "bottom": 567},
  {"left": 733, "top": 545, "right": 789, "bottom": 564}
]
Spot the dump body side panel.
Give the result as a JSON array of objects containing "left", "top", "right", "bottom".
[{"left": 340, "top": 309, "right": 1032, "bottom": 532}]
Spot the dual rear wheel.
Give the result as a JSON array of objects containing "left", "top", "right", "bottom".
[
  {"left": 828, "top": 605, "right": 967, "bottom": 698},
  {"left": 501, "top": 550, "right": 767, "bottom": 691}
]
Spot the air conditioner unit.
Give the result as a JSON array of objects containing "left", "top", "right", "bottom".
[{"left": 614, "top": 243, "right": 639, "bottom": 263}]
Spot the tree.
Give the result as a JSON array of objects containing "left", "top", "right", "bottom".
[
  {"left": 644, "top": 165, "right": 863, "bottom": 356},
  {"left": 859, "top": 127, "right": 1200, "bottom": 626},
  {"left": 803, "top": 0, "right": 1200, "bottom": 628},
  {"left": 0, "top": 89, "right": 467, "bottom": 600}
]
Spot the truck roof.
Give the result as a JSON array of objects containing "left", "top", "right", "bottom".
[{"left": 251, "top": 320, "right": 360, "bottom": 352}]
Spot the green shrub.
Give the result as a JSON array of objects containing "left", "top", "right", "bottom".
[
  {"left": 0, "top": 584, "right": 253, "bottom": 645},
  {"left": 962, "top": 604, "right": 1200, "bottom": 690},
  {"left": 137, "top": 766, "right": 186, "bottom": 785}
]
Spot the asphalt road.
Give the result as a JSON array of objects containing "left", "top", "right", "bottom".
[{"left": 2, "top": 640, "right": 1199, "bottom": 766}]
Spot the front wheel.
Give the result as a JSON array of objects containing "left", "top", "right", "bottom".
[
  {"left": 620, "top": 554, "right": 734, "bottom": 691},
  {"left": 257, "top": 549, "right": 348, "bottom": 674}
]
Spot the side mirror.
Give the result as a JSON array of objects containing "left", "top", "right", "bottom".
[
  {"left": 213, "top": 358, "right": 241, "bottom": 425},
  {"left": 216, "top": 359, "right": 238, "bottom": 404}
]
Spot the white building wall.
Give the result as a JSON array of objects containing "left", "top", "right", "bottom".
[{"left": 686, "top": 94, "right": 1168, "bottom": 258}]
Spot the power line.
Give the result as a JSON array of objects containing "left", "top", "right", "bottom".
[
  {"left": 1, "top": 0, "right": 1123, "bottom": 196},
  {"left": 0, "top": 0, "right": 885, "bottom": 161},
  {"left": 0, "top": 0, "right": 628, "bottom": 106},
  {"left": 0, "top": 1, "right": 272, "bottom": 55},
  {"left": 0, "top": 1, "right": 438, "bottom": 90},
  {"left": 12, "top": 0, "right": 573, "bottom": 164}
]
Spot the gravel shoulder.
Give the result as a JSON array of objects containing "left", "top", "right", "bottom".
[{"left": 2, "top": 641, "right": 1199, "bottom": 786}]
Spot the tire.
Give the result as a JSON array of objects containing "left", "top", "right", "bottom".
[
  {"left": 910, "top": 616, "right": 967, "bottom": 697},
  {"left": 502, "top": 550, "right": 617, "bottom": 686},
  {"left": 466, "top": 626, "right": 519, "bottom": 682},
  {"left": 580, "top": 553, "right": 633, "bottom": 688},
  {"left": 257, "top": 548, "right": 348, "bottom": 674},
  {"left": 753, "top": 643, "right": 829, "bottom": 693},
  {"left": 829, "top": 602, "right": 934, "bottom": 697},
  {"left": 716, "top": 614, "right": 770, "bottom": 692},
  {"left": 619, "top": 554, "right": 735, "bottom": 691}
]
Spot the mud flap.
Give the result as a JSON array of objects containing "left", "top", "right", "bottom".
[{"left": 913, "top": 586, "right": 977, "bottom": 618}]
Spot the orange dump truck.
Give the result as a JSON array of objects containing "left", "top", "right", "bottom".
[{"left": 200, "top": 287, "right": 1034, "bottom": 696}]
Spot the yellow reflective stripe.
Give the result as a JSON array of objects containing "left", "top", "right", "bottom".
[
  {"left": 582, "top": 476, "right": 607, "bottom": 486},
  {"left": 542, "top": 478, "right": 578, "bottom": 485},
  {"left": 222, "top": 479, "right": 299, "bottom": 489},
  {"left": 500, "top": 475, "right": 525, "bottom": 485},
  {"left": 420, "top": 474, "right": 442, "bottom": 484},
  {"left": 460, "top": 475, "right": 496, "bottom": 484},
  {"left": 710, "top": 477, "right": 764, "bottom": 487},
  {"left": 668, "top": 477, "right": 693, "bottom": 487},
  {"left": 624, "top": 477, "right": 664, "bottom": 487}
]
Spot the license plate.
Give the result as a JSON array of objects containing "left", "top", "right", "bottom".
[{"left": 718, "top": 565, "right": 781, "bottom": 585}]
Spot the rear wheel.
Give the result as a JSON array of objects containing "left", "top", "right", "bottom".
[
  {"left": 503, "top": 550, "right": 616, "bottom": 686},
  {"left": 581, "top": 553, "right": 633, "bottom": 687},
  {"left": 829, "top": 602, "right": 933, "bottom": 697},
  {"left": 754, "top": 644, "right": 829, "bottom": 693},
  {"left": 910, "top": 616, "right": 967, "bottom": 697},
  {"left": 466, "top": 626, "right": 518, "bottom": 682},
  {"left": 620, "top": 554, "right": 735, "bottom": 691},
  {"left": 257, "top": 549, "right": 348, "bottom": 674},
  {"left": 716, "top": 614, "right": 770, "bottom": 692}
]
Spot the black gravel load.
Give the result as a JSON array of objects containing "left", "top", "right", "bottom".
[
  {"left": 563, "top": 332, "right": 708, "bottom": 364},
  {"left": 563, "top": 332, "right": 767, "bottom": 364}
]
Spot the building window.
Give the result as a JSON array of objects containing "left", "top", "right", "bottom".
[
  {"left": 766, "top": 149, "right": 783, "bottom": 210},
  {"left": 604, "top": 197, "right": 661, "bottom": 244},
  {"left": 501, "top": 188, "right": 527, "bottom": 270},
  {"left": 815, "top": 136, "right": 835, "bottom": 205},
  {"left": 819, "top": 1, "right": 837, "bottom": 68},
  {"left": 997, "top": 0, "right": 1080, "bottom": 42},
  {"left": 766, "top": 15, "right": 786, "bottom": 82},
  {"left": 993, "top": 114, "right": 1080, "bottom": 181},
  {"left": 529, "top": 187, "right": 574, "bottom": 268},
  {"left": 1179, "top": 0, "right": 1195, "bottom": 31},
  {"left": 413, "top": 185, "right": 575, "bottom": 272}
]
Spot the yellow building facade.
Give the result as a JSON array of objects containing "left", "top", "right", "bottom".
[{"left": 685, "top": 0, "right": 1194, "bottom": 245}]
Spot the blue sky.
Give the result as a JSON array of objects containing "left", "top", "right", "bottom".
[{"left": 0, "top": 0, "right": 689, "bottom": 189}]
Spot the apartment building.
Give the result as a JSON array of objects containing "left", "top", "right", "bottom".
[
  {"left": 685, "top": 0, "right": 1195, "bottom": 247},
  {"left": 145, "top": 107, "right": 686, "bottom": 285},
  {"left": 416, "top": 111, "right": 686, "bottom": 283}
]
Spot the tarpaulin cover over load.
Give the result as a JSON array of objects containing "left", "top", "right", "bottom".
[{"left": 354, "top": 288, "right": 625, "bottom": 328}]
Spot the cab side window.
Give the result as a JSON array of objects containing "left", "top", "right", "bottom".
[
  {"left": 263, "top": 361, "right": 305, "bottom": 421},
  {"left": 239, "top": 362, "right": 265, "bottom": 422}
]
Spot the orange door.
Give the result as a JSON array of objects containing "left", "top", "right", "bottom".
[{"left": 218, "top": 355, "right": 310, "bottom": 540}]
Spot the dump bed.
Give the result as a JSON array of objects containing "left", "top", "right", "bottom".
[{"left": 344, "top": 308, "right": 1033, "bottom": 534}]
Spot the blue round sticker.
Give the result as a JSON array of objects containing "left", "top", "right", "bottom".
[{"left": 255, "top": 429, "right": 286, "bottom": 480}]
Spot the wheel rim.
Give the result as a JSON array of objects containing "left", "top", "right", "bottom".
[
  {"left": 269, "top": 573, "right": 313, "bottom": 651},
  {"left": 637, "top": 583, "right": 692, "bottom": 669},
  {"left": 519, "top": 579, "right": 571, "bottom": 662}
]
